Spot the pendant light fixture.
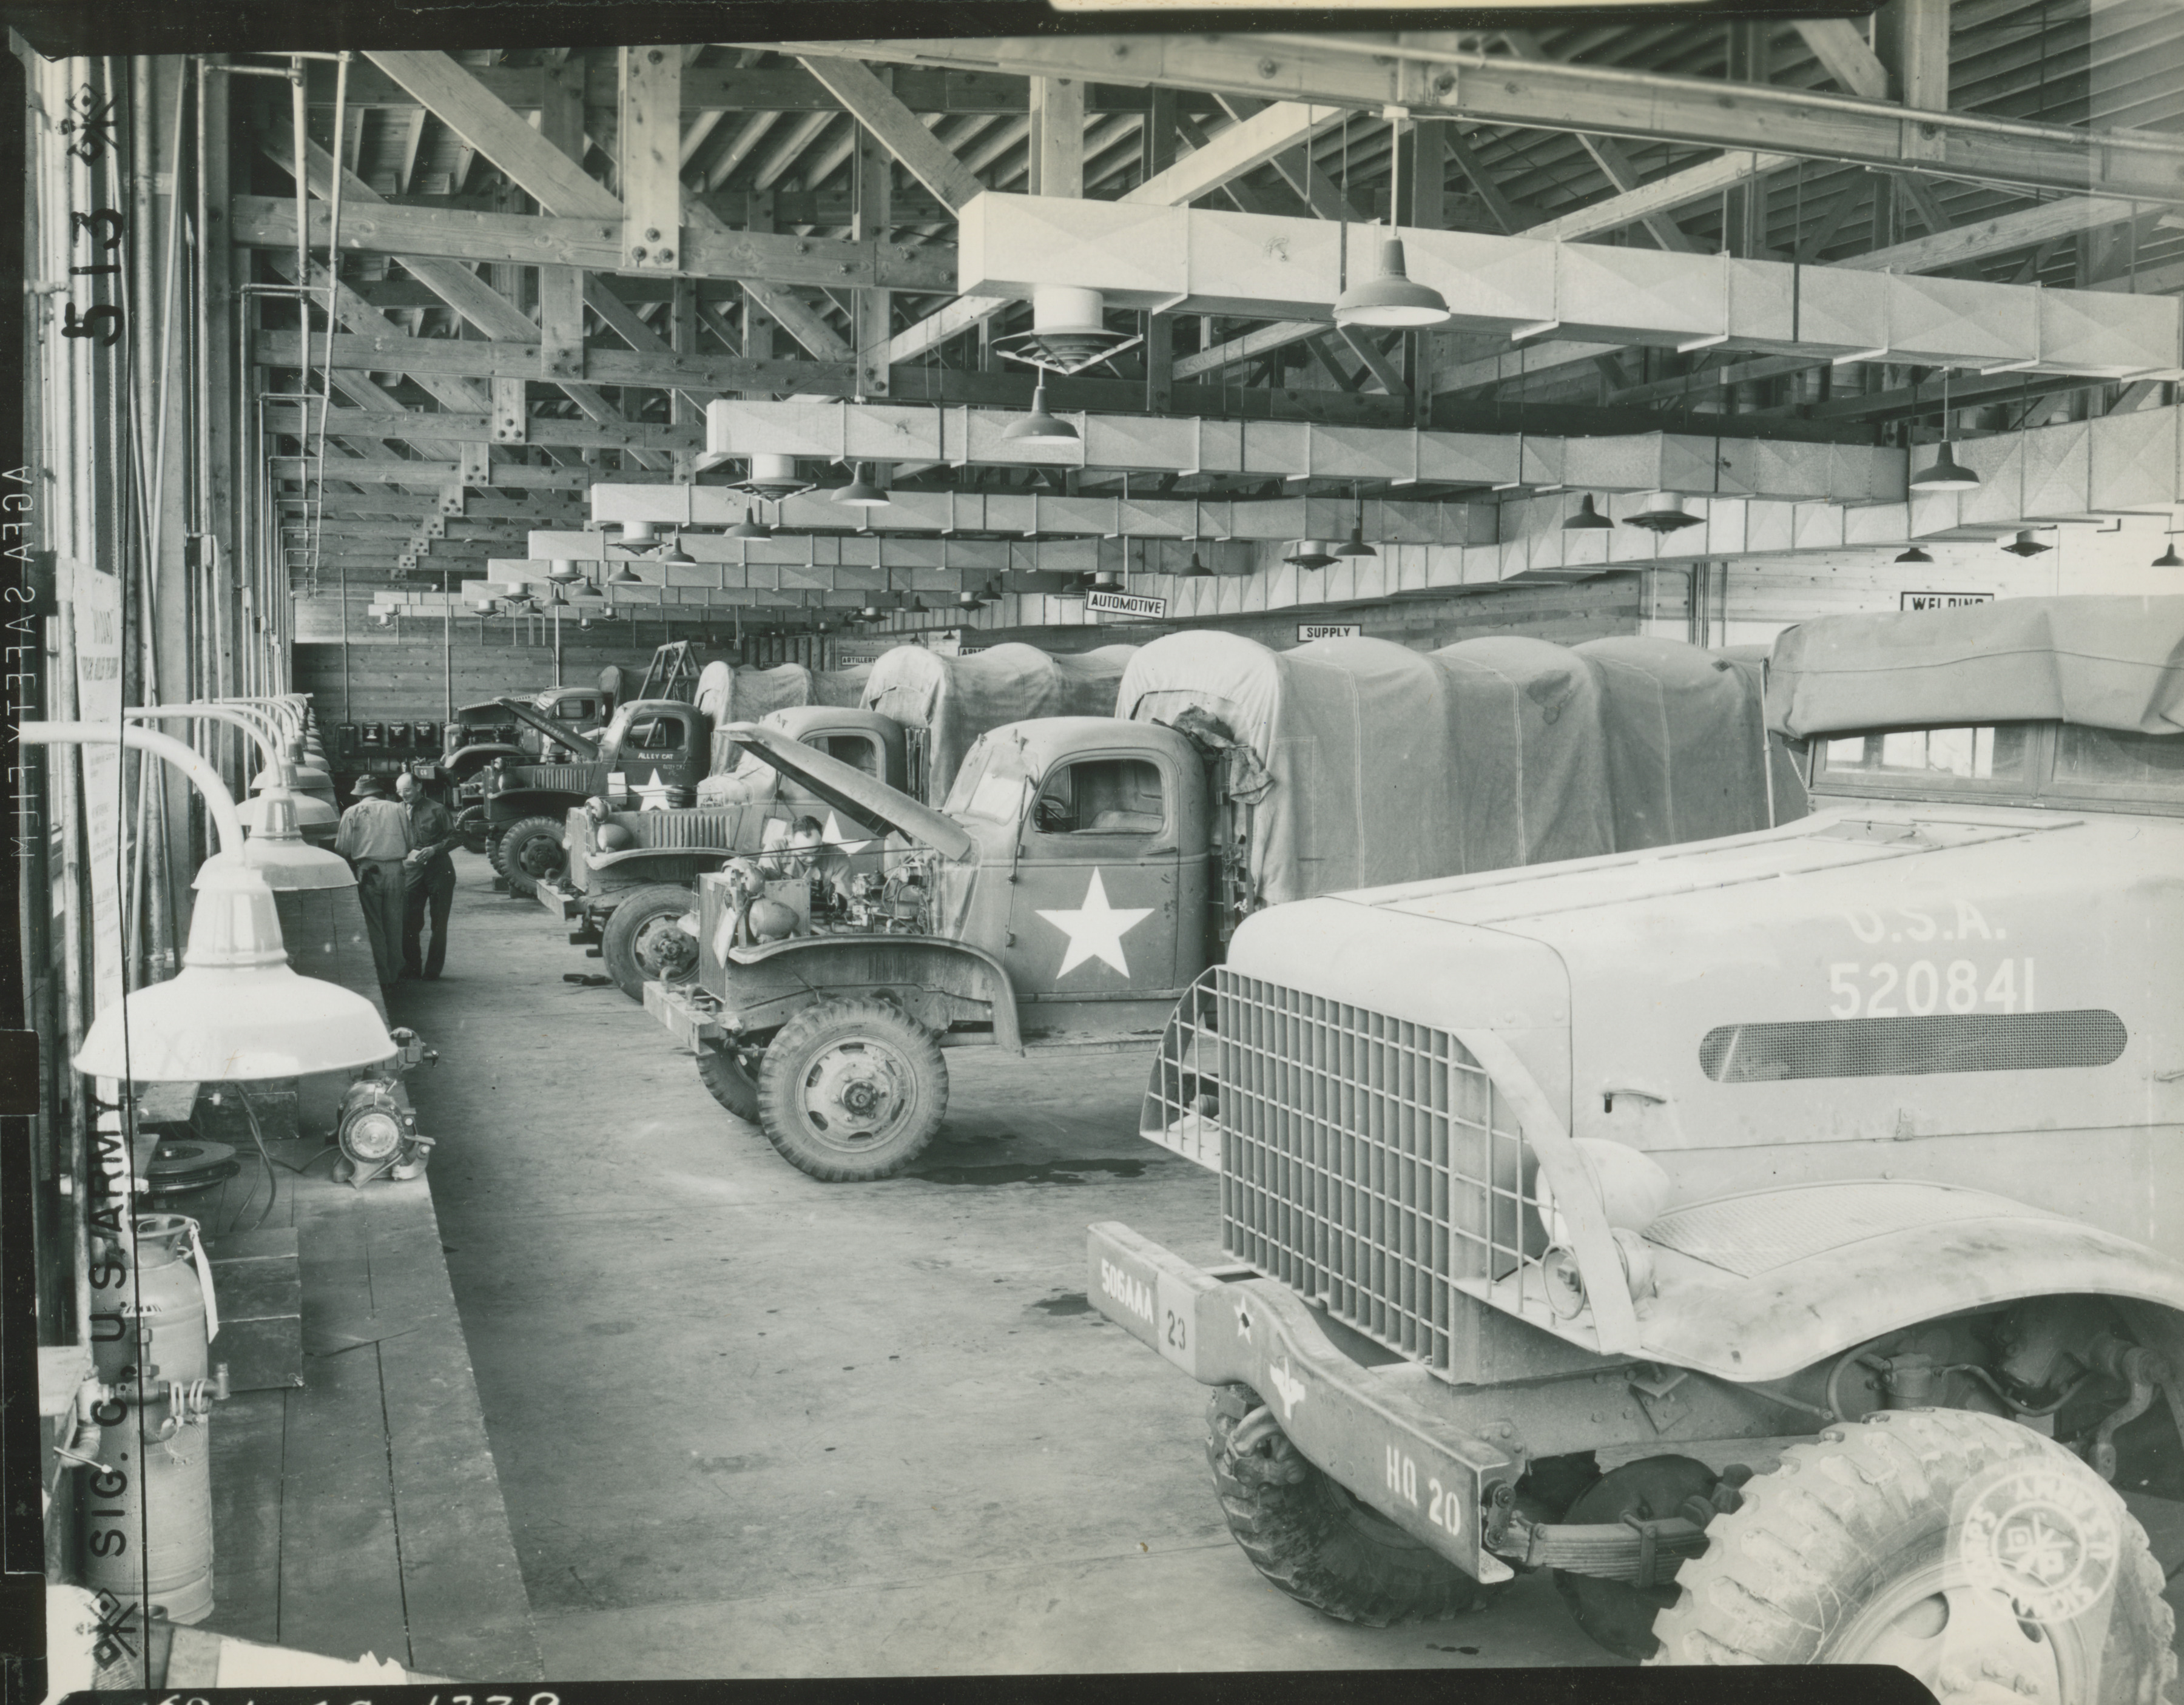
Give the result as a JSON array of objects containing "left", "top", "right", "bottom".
[
  {"left": 2154, "top": 537, "right": 2183, "bottom": 568},
  {"left": 1181, "top": 549, "right": 1215, "bottom": 578},
  {"left": 662, "top": 532, "right": 697, "bottom": 567},
  {"left": 22, "top": 723, "right": 396, "bottom": 1081},
  {"left": 1334, "top": 484, "right": 1377, "bottom": 557},
  {"left": 727, "top": 506, "right": 772, "bottom": 540},
  {"left": 546, "top": 559, "right": 583, "bottom": 583},
  {"left": 835, "top": 462, "right": 890, "bottom": 507},
  {"left": 1284, "top": 540, "right": 1338, "bottom": 571},
  {"left": 1910, "top": 369, "right": 1980, "bottom": 492},
  {"left": 1563, "top": 494, "right": 1616, "bottom": 531},
  {"left": 1333, "top": 114, "right": 1450, "bottom": 331},
  {"left": 1622, "top": 493, "right": 1704, "bottom": 534},
  {"left": 610, "top": 560, "right": 644, "bottom": 585},
  {"left": 1894, "top": 545, "right": 1935, "bottom": 564},
  {"left": 2000, "top": 529, "right": 2052, "bottom": 557},
  {"left": 1004, "top": 378, "right": 1079, "bottom": 446}
]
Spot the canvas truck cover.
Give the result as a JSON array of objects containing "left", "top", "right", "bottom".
[
  {"left": 1117, "top": 631, "right": 1617, "bottom": 906},
  {"left": 1766, "top": 594, "right": 2184, "bottom": 739},
  {"left": 861, "top": 642, "right": 1138, "bottom": 799},
  {"left": 698, "top": 662, "right": 874, "bottom": 773},
  {"left": 1574, "top": 636, "right": 1802, "bottom": 847}
]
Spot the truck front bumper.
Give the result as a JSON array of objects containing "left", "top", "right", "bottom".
[
  {"left": 644, "top": 980, "right": 724, "bottom": 1052},
  {"left": 1087, "top": 1221, "right": 1517, "bottom": 1582}
]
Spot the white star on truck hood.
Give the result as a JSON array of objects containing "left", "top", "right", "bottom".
[
  {"left": 635, "top": 768, "right": 672, "bottom": 811},
  {"left": 1037, "top": 869, "right": 1154, "bottom": 979}
]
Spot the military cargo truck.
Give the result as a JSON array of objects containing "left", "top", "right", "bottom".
[
  {"left": 647, "top": 632, "right": 1790, "bottom": 1185},
  {"left": 1083, "top": 595, "right": 2183, "bottom": 1689}
]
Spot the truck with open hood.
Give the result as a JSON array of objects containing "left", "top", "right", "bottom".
[
  {"left": 1079, "top": 595, "right": 2184, "bottom": 1688},
  {"left": 644, "top": 630, "right": 1790, "bottom": 1189}
]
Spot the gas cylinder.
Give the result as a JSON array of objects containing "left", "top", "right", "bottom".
[
  {"left": 90, "top": 1217, "right": 212, "bottom": 1387},
  {"left": 81, "top": 1215, "right": 220, "bottom": 1624}
]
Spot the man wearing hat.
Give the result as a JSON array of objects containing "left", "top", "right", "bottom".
[{"left": 335, "top": 774, "right": 414, "bottom": 995}]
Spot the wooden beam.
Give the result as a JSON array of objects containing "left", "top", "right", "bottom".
[
  {"left": 1838, "top": 195, "right": 2142, "bottom": 274},
  {"left": 231, "top": 194, "right": 957, "bottom": 291},
  {"left": 1336, "top": 328, "right": 1407, "bottom": 397},
  {"left": 1501, "top": 31, "right": 1694, "bottom": 254},
  {"left": 618, "top": 45, "right": 684, "bottom": 272},
  {"left": 256, "top": 329, "right": 850, "bottom": 395},
  {"left": 273, "top": 457, "right": 593, "bottom": 491},
  {"left": 1124, "top": 101, "right": 1342, "bottom": 206},
  {"left": 1029, "top": 76, "right": 1086, "bottom": 199},
  {"left": 1793, "top": 18, "right": 1890, "bottom": 102},
  {"left": 795, "top": 56, "right": 985, "bottom": 212},
  {"left": 1441, "top": 126, "right": 1529, "bottom": 234},
  {"left": 768, "top": 36, "right": 2184, "bottom": 206},
  {"left": 269, "top": 406, "right": 700, "bottom": 451},
  {"left": 363, "top": 50, "right": 624, "bottom": 217},
  {"left": 1523, "top": 149, "right": 1796, "bottom": 244},
  {"left": 1210, "top": 93, "right": 1372, "bottom": 222}
]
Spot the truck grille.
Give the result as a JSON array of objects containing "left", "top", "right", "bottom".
[{"left": 1210, "top": 969, "right": 1546, "bottom": 1377}]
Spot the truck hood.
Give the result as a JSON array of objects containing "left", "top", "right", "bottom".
[
  {"left": 495, "top": 695, "right": 598, "bottom": 758},
  {"left": 1228, "top": 799, "right": 2184, "bottom": 1220},
  {"left": 715, "top": 721, "right": 973, "bottom": 861}
]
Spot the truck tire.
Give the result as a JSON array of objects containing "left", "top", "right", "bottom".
[
  {"left": 601, "top": 884, "right": 703, "bottom": 1002},
  {"left": 695, "top": 1043, "right": 762, "bottom": 1123},
  {"left": 497, "top": 815, "right": 567, "bottom": 898},
  {"left": 1649, "top": 1407, "right": 2176, "bottom": 1703},
  {"left": 755, "top": 996, "right": 947, "bottom": 1182},
  {"left": 456, "top": 807, "right": 490, "bottom": 856},
  {"left": 1205, "top": 1383, "right": 1492, "bottom": 1627}
]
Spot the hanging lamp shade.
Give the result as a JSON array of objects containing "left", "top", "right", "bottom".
[
  {"left": 835, "top": 463, "right": 889, "bottom": 507},
  {"left": 1333, "top": 239, "right": 1451, "bottom": 331},
  {"left": 617, "top": 520, "right": 661, "bottom": 547},
  {"left": 609, "top": 562, "right": 644, "bottom": 585},
  {"left": 239, "top": 784, "right": 338, "bottom": 844},
  {"left": 75, "top": 858, "right": 395, "bottom": 1083},
  {"left": 1181, "top": 550, "right": 1215, "bottom": 578},
  {"left": 1623, "top": 493, "right": 1704, "bottom": 534},
  {"left": 1563, "top": 495, "right": 1616, "bottom": 532},
  {"left": 957, "top": 588, "right": 984, "bottom": 610},
  {"left": 2000, "top": 529, "right": 2052, "bottom": 557},
  {"left": 546, "top": 559, "right": 583, "bottom": 583},
  {"left": 1003, "top": 380, "right": 1078, "bottom": 446},
  {"left": 2154, "top": 542, "right": 2184, "bottom": 568},
  {"left": 1283, "top": 540, "right": 1338, "bottom": 570},
  {"left": 727, "top": 509, "right": 772, "bottom": 540},
  {"left": 221, "top": 789, "right": 354, "bottom": 892},
  {"left": 1910, "top": 441, "right": 1980, "bottom": 492},
  {"left": 1334, "top": 523, "right": 1377, "bottom": 559},
  {"left": 1894, "top": 545, "right": 1935, "bottom": 564},
  {"left": 733, "top": 453, "right": 815, "bottom": 500}
]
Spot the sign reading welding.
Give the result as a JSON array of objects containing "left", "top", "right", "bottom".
[
  {"left": 1298, "top": 624, "right": 1363, "bottom": 641},
  {"left": 1901, "top": 591, "right": 1993, "bottom": 611},
  {"left": 1086, "top": 589, "right": 1167, "bottom": 619}
]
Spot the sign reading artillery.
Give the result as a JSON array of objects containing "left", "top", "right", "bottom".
[{"left": 1087, "top": 589, "right": 1167, "bottom": 619}]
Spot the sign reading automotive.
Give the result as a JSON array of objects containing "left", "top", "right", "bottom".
[
  {"left": 1901, "top": 591, "right": 1994, "bottom": 611},
  {"left": 1087, "top": 589, "right": 1167, "bottom": 619},
  {"left": 1298, "top": 623, "right": 1363, "bottom": 641}
]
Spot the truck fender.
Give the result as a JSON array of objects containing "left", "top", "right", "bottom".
[
  {"left": 1632, "top": 1183, "right": 2184, "bottom": 1386},
  {"left": 724, "top": 933, "right": 1023, "bottom": 1052}
]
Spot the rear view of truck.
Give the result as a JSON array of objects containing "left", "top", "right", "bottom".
[{"left": 1089, "top": 596, "right": 2184, "bottom": 1689}]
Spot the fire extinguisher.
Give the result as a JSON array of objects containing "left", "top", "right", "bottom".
[{"left": 78, "top": 1215, "right": 226, "bottom": 1625}]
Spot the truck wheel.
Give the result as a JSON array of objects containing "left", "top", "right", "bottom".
[
  {"left": 755, "top": 997, "right": 947, "bottom": 1182},
  {"left": 1552, "top": 1454, "right": 1721, "bottom": 1658},
  {"left": 456, "top": 807, "right": 489, "bottom": 856},
  {"left": 1205, "top": 1384, "right": 1492, "bottom": 1627},
  {"left": 695, "top": 1043, "right": 762, "bottom": 1123},
  {"left": 601, "top": 884, "right": 701, "bottom": 1002},
  {"left": 1650, "top": 1408, "right": 2176, "bottom": 1702},
  {"left": 497, "top": 815, "right": 566, "bottom": 898}
]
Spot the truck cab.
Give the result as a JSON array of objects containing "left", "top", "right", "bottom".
[
  {"left": 1080, "top": 597, "right": 2184, "bottom": 1686},
  {"left": 487, "top": 698, "right": 707, "bottom": 898},
  {"left": 541, "top": 705, "right": 910, "bottom": 1001},
  {"left": 646, "top": 716, "right": 1213, "bottom": 1182}
]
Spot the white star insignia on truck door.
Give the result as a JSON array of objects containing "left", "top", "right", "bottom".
[
  {"left": 1037, "top": 869, "right": 1154, "bottom": 979},
  {"left": 635, "top": 768, "right": 672, "bottom": 811}
]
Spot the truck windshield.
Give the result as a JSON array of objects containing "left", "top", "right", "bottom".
[
  {"left": 1818, "top": 725, "right": 2037, "bottom": 786},
  {"left": 943, "top": 738, "right": 1033, "bottom": 823},
  {"left": 1812, "top": 721, "right": 2184, "bottom": 810}
]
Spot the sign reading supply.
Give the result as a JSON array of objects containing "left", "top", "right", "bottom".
[
  {"left": 1298, "top": 623, "right": 1364, "bottom": 641},
  {"left": 1901, "top": 591, "right": 1994, "bottom": 611},
  {"left": 1086, "top": 588, "right": 1167, "bottom": 619}
]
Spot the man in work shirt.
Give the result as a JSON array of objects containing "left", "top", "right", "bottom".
[
  {"left": 397, "top": 768, "right": 458, "bottom": 980},
  {"left": 335, "top": 774, "right": 413, "bottom": 996}
]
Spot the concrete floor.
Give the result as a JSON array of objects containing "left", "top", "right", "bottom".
[{"left": 397, "top": 856, "right": 1619, "bottom": 1680}]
